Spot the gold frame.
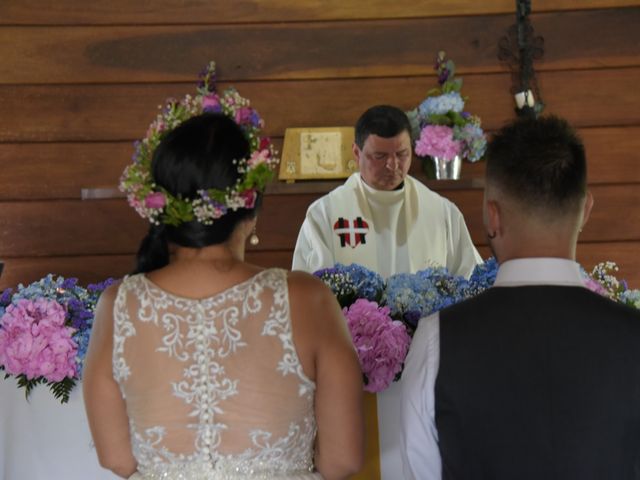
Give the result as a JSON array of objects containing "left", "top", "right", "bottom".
[{"left": 278, "top": 127, "right": 357, "bottom": 181}]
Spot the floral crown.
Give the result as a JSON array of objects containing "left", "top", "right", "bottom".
[{"left": 119, "top": 61, "right": 277, "bottom": 226}]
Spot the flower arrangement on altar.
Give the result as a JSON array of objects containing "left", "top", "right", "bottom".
[
  {"left": 406, "top": 51, "right": 487, "bottom": 177},
  {"left": 0, "top": 275, "right": 113, "bottom": 403},
  {"left": 584, "top": 262, "right": 640, "bottom": 309},
  {"left": 315, "top": 259, "right": 639, "bottom": 393},
  {"left": 1, "top": 261, "right": 637, "bottom": 401},
  {"left": 120, "top": 61, "right": 277, "bottom": 227},
  {"left": 314, "top": 262, "right": 494, "bottom": 392}
]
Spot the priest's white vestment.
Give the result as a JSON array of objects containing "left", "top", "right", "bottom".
[
  {"left": 292, "top": 173, "right": 482, "bottom": 479},
  {"left": 292, "top": 173, "right": 481, "bottom": 277}
]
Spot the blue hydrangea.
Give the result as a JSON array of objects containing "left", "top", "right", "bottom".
[
  {"left": 383, "top": 267, "right": 467, "bottom": 330},
  {"left": 314, "top": 263, "right": 384, "bottom": 307},
  {"left": 418, "top": 92, "right": 464, "bottom": 117},
  {"left": 454, "top": 123, "right": 487, "bottom": 162},
  {"left": 620, "top": 289, "right": 640, "bottom": 309},
  {"left": 465, "top": 257, "right": 499, "bottom": 297}
]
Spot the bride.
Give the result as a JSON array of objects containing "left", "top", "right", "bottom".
[{"left": 83, "top": 110, "right": 364, "bottom": 479}]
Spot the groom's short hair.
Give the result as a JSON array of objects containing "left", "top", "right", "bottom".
[
  {"left": 486, "top": 115, "right": 587, "bottom": 216},
  {"left": 355, "top": 105, "right": 411, "bottom": 148}
]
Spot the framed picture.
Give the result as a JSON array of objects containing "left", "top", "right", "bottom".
[{"left": 278, "top": 127, "right": 357, "bottom": 181}]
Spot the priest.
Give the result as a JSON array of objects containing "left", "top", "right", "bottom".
[
  {"left": 292, "top": 104, "right": 481, "bottom": 278},
  {"left": 292, "top": 105, "right": 482, "bottom": 479}
]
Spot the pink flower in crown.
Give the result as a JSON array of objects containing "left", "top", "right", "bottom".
[
  {"left": 202, "top": 94, "right": 222, "bottom": 113},
  {"left": 248, "top": 149, "right": 270, "bottom": 167},
  {"left": 144, "top": 192, "right": 166, "bottom": 209},
  {"left": 235, "top": 107, "right": 254, "bottom": 125},
  {"left": 0, "top": 298, "right": 77, "bottom": 382},
  {"left": 239, "top": 189, "right": 257, "bottom": 209}
]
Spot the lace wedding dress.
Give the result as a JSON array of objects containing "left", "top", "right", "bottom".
[{"left": 113, "top": 269, "right": 323, "bottom": 479}]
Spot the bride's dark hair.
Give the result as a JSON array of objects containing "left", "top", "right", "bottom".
[{"left": 134, "top": 113, "right": 262, "bottom": 274}]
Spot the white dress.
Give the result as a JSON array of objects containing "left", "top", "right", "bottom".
[{"left": 113, "top": 269, "right": 323, "bottom": 480}]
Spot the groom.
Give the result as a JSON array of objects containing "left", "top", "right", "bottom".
[{"left": 401, "top": 115, "right": 640, "bottom": 479}]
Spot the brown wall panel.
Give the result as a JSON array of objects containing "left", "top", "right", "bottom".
[
  {"left": 2, "top": 69, "right": 639, "bottom": 143},
  {"left": 0, "top": 142, "right": 133, "bottom": 200},
  {"left": 0, "top": 250, "right": 294, "bottom": 290},
  {"left": 1, "top": 125, "right": 638, "bottom": 202},
  {"left": 417, "top": 125, "right": 640, "bottom": 184},
  {"left": 0, "top": 184, "right": 638, "bottom": 258},
  {"left": 2, "top": 1, "right": 637, "bottom": 25},
  {"left": 1, "top": 9, "right": 639, "bottom": 84}
]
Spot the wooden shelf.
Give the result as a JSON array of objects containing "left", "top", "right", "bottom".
[{"left": 81, "top": 175, "right": 484, "bottom": 200}]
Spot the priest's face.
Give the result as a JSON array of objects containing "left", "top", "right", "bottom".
[{"left": 353, "top": 131, "right": 412, "bottom": 190}]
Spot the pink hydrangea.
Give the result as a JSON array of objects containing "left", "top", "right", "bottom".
[
  {"left": 0, "top": 298, "right": 77, "bottom": 382},
  {"left": 343, "top": 299, "right": 411, "bottom": 393},
  {"left": 144, "top": 192, "right": 166, "bottom": 209},
  {"left": 415, "top": 125, "right": 461, "bottom": 160}
]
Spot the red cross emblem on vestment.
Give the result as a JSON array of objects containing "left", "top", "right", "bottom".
[{"left": 333, "top": 217, "right": 369, "bottom": 248}]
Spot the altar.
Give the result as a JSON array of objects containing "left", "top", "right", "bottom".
[{"left": 0, "top": 378, "right": 116, "bottom": 480}]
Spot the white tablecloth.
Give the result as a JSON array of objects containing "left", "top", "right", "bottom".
[{"left": 0, "top": 377, "right": 117, "bottom": 480}]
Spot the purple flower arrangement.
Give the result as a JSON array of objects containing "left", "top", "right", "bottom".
[
  {"left": 0, "top": 275, "right": 113, "bottom": 403},
  {"left": 407, "top": 51, "right": 487, "bottom": 164}
]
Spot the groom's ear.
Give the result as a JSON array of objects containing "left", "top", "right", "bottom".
[
  {"left": 580, "top": 190, "right": 594, "bottom": 231},
  {"left": 486, "top": 199, "right": 502, "bottom": 237}
]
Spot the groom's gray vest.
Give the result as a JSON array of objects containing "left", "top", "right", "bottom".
[{"left": 436, "top": 286, "right": 640, "bottom": 480}]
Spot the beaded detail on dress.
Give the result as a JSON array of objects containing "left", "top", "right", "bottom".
[{"left": 113, "top": 269, "right": 319, "bottom": 479}]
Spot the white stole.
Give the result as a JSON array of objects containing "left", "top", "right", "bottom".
[{"left": 328, "top": 173, "right": 448, "bottom": 275}]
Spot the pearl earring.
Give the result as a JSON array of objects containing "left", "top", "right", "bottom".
[{"left": 249, "top": 227, "right": 260, "bottom": 246}]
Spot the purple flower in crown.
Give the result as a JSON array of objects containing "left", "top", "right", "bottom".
[
  {"left": 144, "top": 192, "right": 166, "bottom": 209},
  {"left": 235, "top": 107, "right": 254, "bottom": 125},
  {"left": 249, "top": 110, "right": 263, "bottom": 128},
  {"left": 202, "top": 94, "right": 222, "bottom": 113}
]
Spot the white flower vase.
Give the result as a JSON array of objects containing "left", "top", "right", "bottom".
[{"left": 431, "top": 155, "right": 461, "bottom": 180}]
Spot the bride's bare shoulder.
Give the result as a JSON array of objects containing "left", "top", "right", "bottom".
[{"left": 286, "top": 270, "right": 334, "bottom": 301}]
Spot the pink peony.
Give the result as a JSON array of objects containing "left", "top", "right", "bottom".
[
  {"left": 415, "top": 125, "right": 461, "bottom": 160},
  {"left": 343, "top": 299, "right": 411, "bottom": 393},
  {"left": 0, "top": 298, "right": 77, "bottom": 382},
  {"left": 144, "top": 192, "right": 166, "bottom": 209}
]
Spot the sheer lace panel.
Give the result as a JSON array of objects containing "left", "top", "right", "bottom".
[{"left": 113, "top": 269, "right": 320, "bottom": 479}]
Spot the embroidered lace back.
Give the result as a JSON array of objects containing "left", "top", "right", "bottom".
[{"left": 113, "top": 269, "right": 321, "bottom": 479}]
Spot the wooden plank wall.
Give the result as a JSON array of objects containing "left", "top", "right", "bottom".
[{"left": 0, "top": 0, "right": 639, "bottom": 290}]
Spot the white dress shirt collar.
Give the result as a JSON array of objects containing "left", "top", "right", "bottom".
[{"left": 494, "top": 257, "right": 586, "bottom": 287}]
